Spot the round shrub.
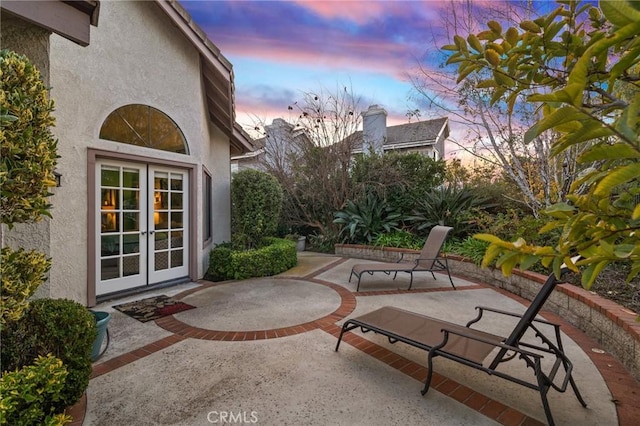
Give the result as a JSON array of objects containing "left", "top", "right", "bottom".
[
  {"left": 1, "top": 298, "right": 97, "bottom": 412},
  {"left": 231, "top": 169, "right": 283, "bottom": 249}
]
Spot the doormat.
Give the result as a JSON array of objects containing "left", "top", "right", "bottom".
[{"left": 113, "top": 295, "right": 195, "bottom": 323}]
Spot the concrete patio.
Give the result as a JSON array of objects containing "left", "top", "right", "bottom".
[{"left": 77, "top": 252, "right": 639, "bottom": 425}]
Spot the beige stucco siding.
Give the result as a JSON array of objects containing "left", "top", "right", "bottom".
[{"left": 48, "top": 1, "right": 231, "bottom": 303}]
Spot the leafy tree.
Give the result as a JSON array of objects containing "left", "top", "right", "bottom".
[
  {"left": 411, "top": 1, "right": 586, "bottom": 216},
  {"left": 251, "top": 85, "right": 363, "bottom": 235},
  {"left": 349, "top": 151, "right": 446, "bottom": 217},
  {"left": 445, "top": 0, "right": 640, "bottom": 287}
]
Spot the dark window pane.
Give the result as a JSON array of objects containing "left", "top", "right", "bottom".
[
  {"left": 123, "top": 212, "right": 139, "bottom": 232},
  {"left": 101, "top": 258, "right": 119, "bottom": 280},
  {"left": 171, "top": 249, "right": 183, "bottom": 267},
  {"left": 123, "top": 234, "right": 139, "bottom": 254},
  {"left": 123, "top": 255, "right": 140, "bottom": 276},
  {"left": 170, "top": 176, "right": 183, "bottom": 190},
  {"left": 155, "top": 232, "right": 169, "bottom": 250},
  {"left": 170, "top": 192, "right": 182, "bottom": 209},
  {"left": 171, "top": 212, "right": 183, "bottom": 228},
  {"left": 122, "top": 190, "right": 139, "bottom": 210},
  {"left": 171, "top": 231, "right": 183, "bottom": 248},
  {"left": 101, "top": 235, "right": 120, "bottom": 256},
  {"left": 123, "top": 170, "right": 140, "bottom": 188},
  {"left": 101, "top": 168, "right": 119, "bottom": 187},
  {"left": 155, "top": 251, "right": 168, "bottom": 271}
]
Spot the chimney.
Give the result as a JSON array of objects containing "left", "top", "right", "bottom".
[{"left": 361, "top": 105, "right": 387, "bottom": 155}]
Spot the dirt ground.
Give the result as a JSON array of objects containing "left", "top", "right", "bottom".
[{"left": 566, "top": 265, "right": 639, "bottom": 314}]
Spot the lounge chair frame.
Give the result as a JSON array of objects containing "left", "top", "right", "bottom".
[
  {"left": 348, "top": 225, "right": 454, "bottom": 291},
  {"left": 335, "top": 267, "right": 587, "bottom": 425}
]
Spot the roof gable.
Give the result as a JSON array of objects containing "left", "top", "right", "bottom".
[{"left": 154, "top": 0, "right": 254, "bottom": 154}]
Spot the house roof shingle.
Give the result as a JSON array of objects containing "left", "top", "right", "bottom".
[{"left": 350, "top": 117, "right": 449, "bottom": 153}]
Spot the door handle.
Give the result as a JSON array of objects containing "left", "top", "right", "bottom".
[
  {"left": 149, "top": 230, "right": 155, "bottom": 235},
  {"left": 141, "top": 231, "right": 147, "bottom": 235}
]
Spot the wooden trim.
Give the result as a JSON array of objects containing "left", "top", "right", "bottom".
[
  {"left": 1, "top": 1, "right": 93, "bottom": 46},
  {"left": 86, "top": 152, "right": 97, "bottom": 306}
]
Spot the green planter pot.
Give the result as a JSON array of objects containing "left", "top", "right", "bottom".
[{"left": 91, "top": 311, "right": 111, "bottom": 361}]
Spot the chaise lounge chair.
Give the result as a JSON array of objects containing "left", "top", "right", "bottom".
[
  {"left": 349, "top": 225, "right": 454, "bottom": 291},
  {"left": 336, "top": 262, "right": 587, "bottom": 426}
]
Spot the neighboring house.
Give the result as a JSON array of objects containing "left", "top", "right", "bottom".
[
  {"left": 233, "top": 106, "right": 449, "bottom": 175},
  {"left": 231, "top": 118, "right": 311, "bottom": 174},
  {"left": 1, "top": 0, "right": 254, "bottom": 306},
  {"left": 350, "top": 105, "right": 449, "bottom": 160}
]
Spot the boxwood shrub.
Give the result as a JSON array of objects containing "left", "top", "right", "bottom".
[
  {"left": 208, "top": 237, "right": 296, "bottom": 281},
  {"left": 1, "top": 298, "right": 97, "bottom": 412}
]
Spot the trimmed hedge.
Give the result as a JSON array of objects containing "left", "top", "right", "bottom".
[
  {"left": 1, "top": 298, "right": 96, "bottom": 412},
  {"left": 208, "top": 237, "right": 297, "bottom": 281}
]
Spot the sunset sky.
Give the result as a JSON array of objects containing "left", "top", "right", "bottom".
[{"left": 180, "top": 0, "right": 554, "bottom": 157}]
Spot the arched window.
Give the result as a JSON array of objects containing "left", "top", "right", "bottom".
[{"left": 99, "top": 104, "right": 188, "bottom": 154}]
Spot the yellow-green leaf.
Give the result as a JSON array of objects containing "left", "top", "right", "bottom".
[
  {"left": 524, "top": 106, "right": 585, "bottom": 143},
  {"left": 581, "top": 260, "right": 609, "bottom": 289},
  {"left": 593, "top": 163, "right": 640, "bottom": 196},
  {"left": 579, "top": 143, "right": 640, "bottom": 162},
  {"left": 467, "top": 34, "right": 483, "bottom": 52},
  {"left": 488, "top": 20, "right": 502, "bottom": 34},
  {"left": 505, "top": 27, "right": 519, "bottom": 45},
  {"left": 600, "top": 0, "right": 640, "bottom": 27},
  {"left": 485, "top": 49, "right": 501, "bottom": 66},
  {"left": 520, "top": 20, "right": 541, "bottom": 33}
]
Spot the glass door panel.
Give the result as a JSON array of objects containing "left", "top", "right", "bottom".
[
  {"left": 149, "top": 169, "right": 188, "bottom": 282},
  {"left": 97, "top": 163, "right": 147, "bottom": 295}
]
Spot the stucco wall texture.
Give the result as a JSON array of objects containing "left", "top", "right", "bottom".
[
  {"left": 1, "top": 15, "right": 54, "bottom": 299},
  {"left": 46, "top": 1, "right": 232, "bottom": 304}
]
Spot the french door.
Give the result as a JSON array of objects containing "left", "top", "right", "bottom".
[{"left": 96, "top": 161, "right": 189, "bottom": 295}]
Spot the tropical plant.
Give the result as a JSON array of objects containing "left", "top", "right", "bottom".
[
  {"left": 408, "top": 185, "right": 492, "bottom": 238},
  {"left": 231, "top": 169, "right": 283, "bottom": 249},
  {"left": 334, "top": 193, "right": 402, "bottom": 244},
  {"left": 446, "top": 0, "right": 640, "bottom": 286}
]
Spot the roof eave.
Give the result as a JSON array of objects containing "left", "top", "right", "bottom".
[{"left": 2, "top": 0, "right": 100, "bottom": 46}]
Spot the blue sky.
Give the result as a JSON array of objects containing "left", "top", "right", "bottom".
[{"left": 179, "top": 1, "right": 555, "bottom": 153}]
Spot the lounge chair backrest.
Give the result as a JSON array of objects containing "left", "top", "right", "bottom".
[
  {"left": 417, "top": 225, "right": 453, "bottom": 268},
  {"left": 488, "top": 265, "right": 568, "bottom": 369}
]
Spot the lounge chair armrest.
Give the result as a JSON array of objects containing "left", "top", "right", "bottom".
[
  {"left": 470, "top": 306, "right": 558, "bottom": 327},
  {"left": 438, "top": 327, "right": 542, "bottom": 360}
]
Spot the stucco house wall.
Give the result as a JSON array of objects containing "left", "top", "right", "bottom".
[{"left": 45, "top": 1, "right": 232, "bottom": 303}]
